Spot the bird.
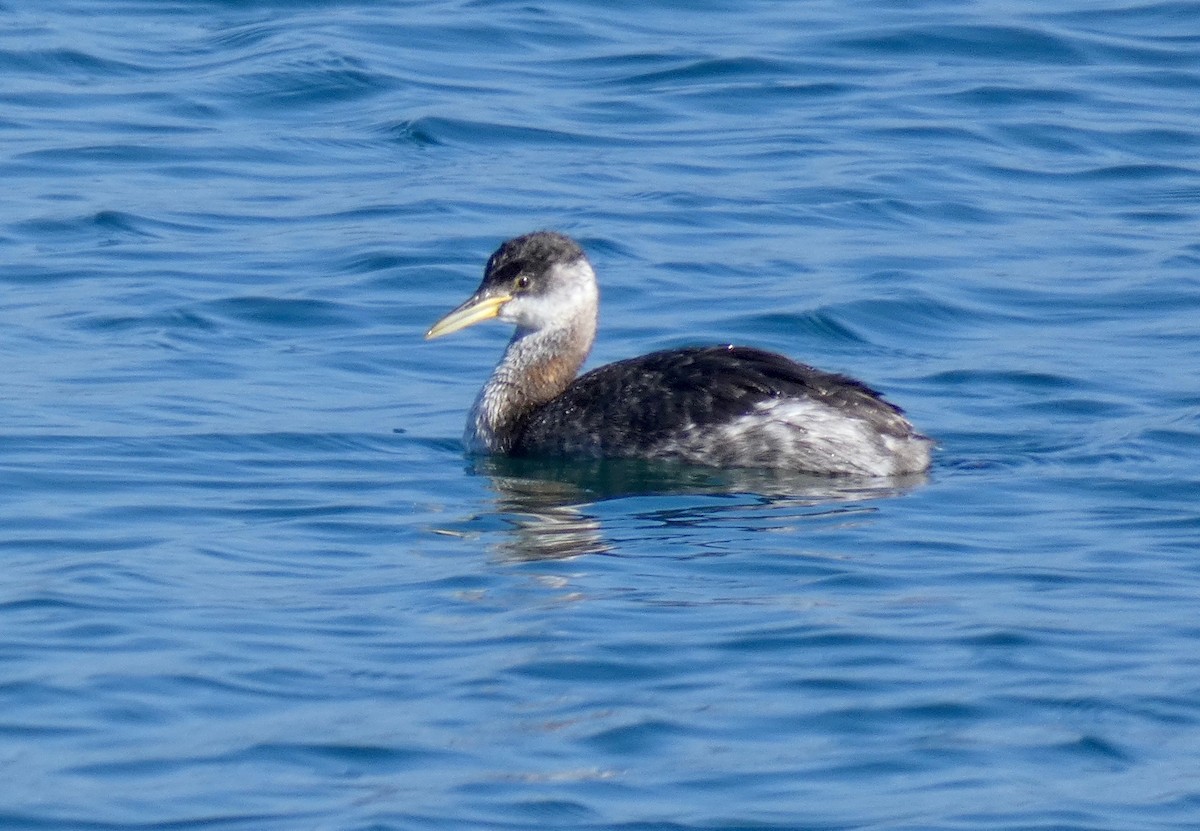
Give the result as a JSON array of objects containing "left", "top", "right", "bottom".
[{"left": 425, "top": 231, "right": 932, "bottom": 476}]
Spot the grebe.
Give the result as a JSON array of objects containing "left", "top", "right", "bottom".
[{"left": 425, "top": 232, "right": 932, "bottom": 476}]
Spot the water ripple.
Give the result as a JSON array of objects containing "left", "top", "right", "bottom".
[{"left": 3, "top": 1, "right": 1200, "bottom": 829}]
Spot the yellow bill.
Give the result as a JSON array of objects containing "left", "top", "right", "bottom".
[{"left": 425, "top": 292, "right": 512, "bottom": 340}]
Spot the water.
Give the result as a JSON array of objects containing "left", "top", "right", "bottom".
[{"left": 3, "top": 1, "right": 1199, "bottom": 828}]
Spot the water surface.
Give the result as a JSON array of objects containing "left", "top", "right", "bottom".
[{"left": 2, "top": 1, "right": 1199, "bottom": 829}]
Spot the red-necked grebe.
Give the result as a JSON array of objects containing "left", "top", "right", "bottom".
[{"left": 425, "top": 231, "right": 932, "bottom": 476}]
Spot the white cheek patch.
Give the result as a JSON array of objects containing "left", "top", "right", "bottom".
[
  {"left": 502, "top": 293, "right": 560, "bottom": 330},
  {"left": 502, "top": 260, "right": 598, "bottom": 333}
]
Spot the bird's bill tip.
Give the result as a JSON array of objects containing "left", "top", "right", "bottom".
[{"left": 424, "top": 293, "right": 512, "bottom": 340}]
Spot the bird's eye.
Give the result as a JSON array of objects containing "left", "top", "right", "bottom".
[{"left": 515, "top": 275, "right": 531, "bottom": 291}]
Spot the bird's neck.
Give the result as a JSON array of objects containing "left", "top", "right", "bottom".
[{"left": 468, "top": 316, "right": 595, "bottom": 453}]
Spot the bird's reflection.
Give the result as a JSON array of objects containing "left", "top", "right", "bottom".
[{"left": 469, "top": 456, "right": 928, "bottom": 561}]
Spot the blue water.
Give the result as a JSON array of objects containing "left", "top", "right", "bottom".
[{"left": 3, "top": 1, "right": 1199, "bottom": 828}]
